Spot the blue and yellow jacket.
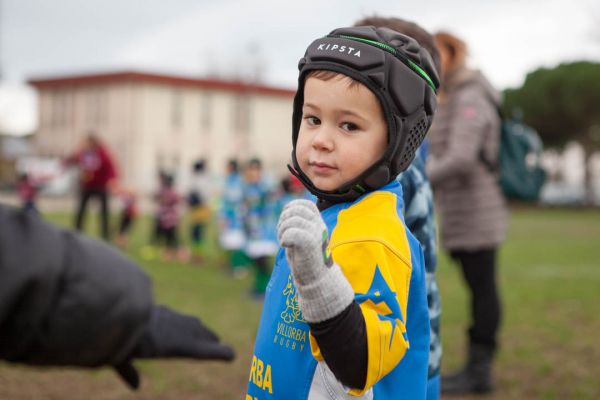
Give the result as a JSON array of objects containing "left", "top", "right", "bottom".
[{"left": 246, "top": 181, "right": 429, "bottom": 399}]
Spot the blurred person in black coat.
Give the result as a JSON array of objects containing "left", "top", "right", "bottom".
[{"left": 0, "top": 204, "right": 234, "bottom": 389}]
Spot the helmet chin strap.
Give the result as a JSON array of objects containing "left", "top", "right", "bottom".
[
  {"left": 288, "top": 150, "right": 392, "bottom": 207},
  {"left": 287, "top": 163, "right": 365, "bottom": 208}
]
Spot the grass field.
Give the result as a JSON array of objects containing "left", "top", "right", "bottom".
[{"left": 0, "top": 207, "right": 599, "bottom": 399}]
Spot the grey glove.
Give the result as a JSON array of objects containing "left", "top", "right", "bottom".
[
  {"left": 115, "top": 305, "right": 235, "bottom": 389},
  {"left": 277, "top": 200, "right": 354, "bottom": 323}
]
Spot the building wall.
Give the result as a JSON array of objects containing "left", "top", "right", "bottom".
[
  {"left": 33, "top": 76, "right": 294, "bottom": 195},
  {"left": 250, "top": 95, "right": 293, "bottom": 175}
]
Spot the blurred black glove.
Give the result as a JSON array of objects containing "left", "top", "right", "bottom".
[{"left": 114, "top": 305, "right": 235, "bottom": 389}]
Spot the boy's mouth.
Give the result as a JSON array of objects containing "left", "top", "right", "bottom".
[{"left": 309, "top": 161, "right": 336, "bottom": 174}]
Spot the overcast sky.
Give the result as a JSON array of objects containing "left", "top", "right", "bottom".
[{"left": 1, "top": 0, "right": 599, "bottom": 135}]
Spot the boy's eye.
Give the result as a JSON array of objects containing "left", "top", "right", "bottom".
[
  {"left": 304, "top": 116, "right": 321, "bottom": 126},
  {"left": 340, "top": 122, "right": 359, "bottom": 132}
]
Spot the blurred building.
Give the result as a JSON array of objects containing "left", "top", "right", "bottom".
[
  {"left": 540, "top": 142, "right": 600, "bottom": 206},
  {"left": 28, "top": 71, "right": 294, "bottom": 193}
]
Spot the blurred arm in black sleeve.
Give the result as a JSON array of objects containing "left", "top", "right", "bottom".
[{"left": 0, "top": 205, "right": 234, "bottom": 389}]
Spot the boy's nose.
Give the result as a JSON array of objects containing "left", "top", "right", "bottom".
[{"left": 311, "top": 126, "right": 334, "bottom": 151}]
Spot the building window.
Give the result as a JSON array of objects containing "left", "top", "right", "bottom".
[
  {"left": 172, "top": 90, "right": 183, "bottom": 129},
  {"left": 86, "top": 89, "right": 108, "bottom": 127},
  {"left": 233, "top": 95, "right": 250, "bottom": 132},
  {"left": 51, "top": 90, "right": 68, "bottom": 128},
  {"left": 200, "top": 92, "right": 212, "bottom": 131},
  {"left": 155, "top": 151, "right": 180, "bottom": 175}
]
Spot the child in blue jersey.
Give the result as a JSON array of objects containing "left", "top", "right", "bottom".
[
  {"left": 246, "top": 26, "right": 439, "bottom": 400},
  {"left": 242, "top": 158, "right": 278, "bottom": 296},
  {"left": 219, "top": 159, "right": 248, "bottom": 276}
]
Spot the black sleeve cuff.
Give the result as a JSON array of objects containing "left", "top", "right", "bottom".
[{"left": 308, "top": 300, "right": 367, "bottom": 390}]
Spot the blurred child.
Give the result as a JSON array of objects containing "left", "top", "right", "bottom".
[
  {"left": 218, "top": 159, "right": 248, "bottom": 277},
  {"left": 16, "top": 172, "right": 43, "bottom": 212},
  {"left": 286, "top": 173, "right": 312, "bottom": 201},
  {"left": 154, "top": 173, "right": 185, "bottom": 262},
  {"left": 16, "top": 171, "right": 56, "bottom": 213},
  {"left": 114, "top": 188, "right": 138, "bottom": 248},
  {"left": 270, "top": 173, "right": 312, "bottom": 225},
  {"left": 241, "top": 158, "right": 277, "bottom": 297},
  {"left": 188, "top": 159, "right": 211, "bottom": 263}
]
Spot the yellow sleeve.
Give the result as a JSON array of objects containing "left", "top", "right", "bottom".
[
  {"left": 310, "top": 191, "right": 414, "bottom": 395},
  {"left": 337, "top": 240, "right": 411, "bottom": 396}
]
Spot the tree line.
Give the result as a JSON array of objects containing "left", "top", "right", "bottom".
[{"left": 503, "top": 61, "right": 600, "bottom": 204}]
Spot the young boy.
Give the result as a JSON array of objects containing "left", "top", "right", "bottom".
[{"left": 246, "top": 26, "right": 439, "bottom": 399}]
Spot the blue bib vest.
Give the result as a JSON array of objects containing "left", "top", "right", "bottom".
[{"left": 246, "top": 181, "right": 429, "bottom": 399}]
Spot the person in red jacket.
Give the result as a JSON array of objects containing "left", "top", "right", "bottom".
[{"left": 64, "top": 132, "right": 118, "bottom": 240}]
